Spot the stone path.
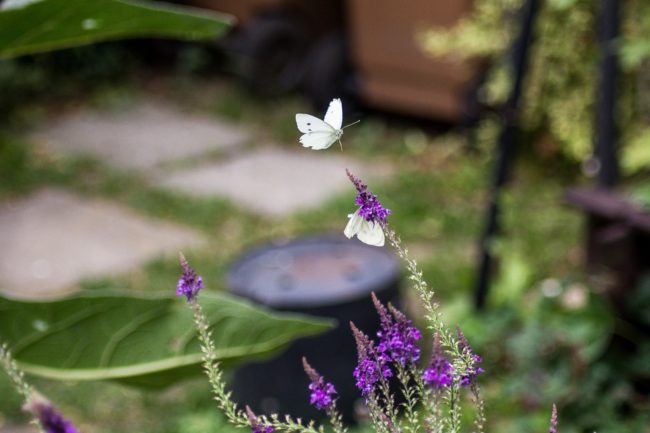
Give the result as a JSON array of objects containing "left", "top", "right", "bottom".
[
  {"left": 0, "top": 99, "right": 391, "bottom": 299},
  {"left": 0, "top": 189, "right": 202, "bottom": 299},
  {"left": 30, "top": 101, "right": 249, "bottom": 170},
  {"left": 158, "top": 147, "right": 385, "bottom": 216}
]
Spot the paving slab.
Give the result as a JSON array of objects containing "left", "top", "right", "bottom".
[
  {"left": 157, "top": 148, "right": 390, "bottom": 216},
  {"left": 0, "top": 189, "right": 202, "bottom": 299},
  {"left": 29, "top": 101, "right": 249, "bottom": 170}
]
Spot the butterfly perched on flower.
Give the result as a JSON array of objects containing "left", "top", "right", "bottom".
[
  {"left": 344, "top": 210, "right": 385, "bottom": 247},
  {"left": 344, "top": 170, "right": 390, "bottom": 247},
  {"left": 295, "top": 98, "right": 357, "bottom": 150}
]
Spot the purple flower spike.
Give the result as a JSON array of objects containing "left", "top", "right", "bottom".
[
  {"left": 346, "top": 169, "right": 390, "bottom": 225},
  {"left": 456, "top": 327, "right": 484, "bottom": 386},
  {"left": 176, "top": 253, "right": 204, "bottom": 302},
  {"left": 246, "top": 406, "right": 273, "bottom": 433},
  {"left": 548, "top": 404, "right": 558, "bottom": 433},
  {"left": 422, "top": 333, "right": 453, "bottom": 388},
  {"left": 303, "top": 357, "right": 337, "bottom": 411},
  {"left": 351, "top": 322, "right": 392, "bottom": 397},
  {"left": 372, "top": 293, "right": 421, "bottom": 367},
  {"left": 24, "top": 396, "right": 79, "bottom": 433}
]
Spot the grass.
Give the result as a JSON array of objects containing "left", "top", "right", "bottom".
[{"left": 3, "top": 72, "right": 644, "bottom": 432}]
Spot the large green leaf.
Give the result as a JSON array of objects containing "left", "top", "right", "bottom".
[
  {"left": 0, "top": 291, "right": 333, "bottom": 387},
  {"left": 0, "top": 0, "right": 233, "bottom": 59}
]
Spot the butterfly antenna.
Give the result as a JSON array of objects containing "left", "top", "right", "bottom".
[{"left": 342, "top": 120, "right": 360, "bottom": 129}]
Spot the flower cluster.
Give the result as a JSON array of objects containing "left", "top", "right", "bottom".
[
  {"left": 351, "top": 322, "right": 392, "bottom": 397},
  {"left": 176, "top": 253, "right": 204, "bottom": 302},
  {"left": 303, "top": 358, "right": 337, "bottom": 411},
  {"left": 346, "top": 169, "right": 390, "bottom": 225},
  {"left": 23, "top": 397, "right": 79, "bottom": 433},
  {"left": 422, "top": 333, "right": 453, "bottom": 388},
  {"left": 372, "top": 293, "right": 421, "bottom": 367}
]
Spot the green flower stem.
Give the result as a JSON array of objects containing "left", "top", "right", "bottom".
[
  {"left": 326, "top": 407, "right": 347, "bottom": 433},
  {"left": 470, "top": 382, "right": 486, "bottom": 433},
  {"left": 366, "top": 391, "right": 390, "bottom": 433},
  {"left": 384, "top": 228, "right": 469, "bottom": 370},
  {"left": 396, "top": 364, "right": 420, "bottom": 433},
  {"left": 446, "top": 383, "right": 461, "bottom": 433},
  {"left": 377, "top": 373, "right": 400, "bottom": 432},
  {"left": 0, "top": 343, "right": 45, "bottom": 433},
  {"left": 189, "top": 300, "right": 322, "bottom": 433}
]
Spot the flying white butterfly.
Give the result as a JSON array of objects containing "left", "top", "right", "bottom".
[
  {"left": 343, "top": 209, "right": 385, "bottom": 247},
  {"left": 295, "top": 98, "right": 357, "bottom": 150}
]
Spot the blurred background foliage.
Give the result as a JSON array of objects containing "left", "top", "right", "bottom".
[{"left": 420, "top": 0, "right": 650, "bottom": 174}]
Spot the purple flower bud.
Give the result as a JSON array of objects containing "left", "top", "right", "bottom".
[
  {"left": 346, "top": 169, "right": 391, "bottom": 225},
  {"left": 351, "top": 322, "right": 392, "bottom": 397},
  {"left": 549, "top": 404, "right": 558, "bottom": 433},
  {"left": 246, "top": 406, "right": 273, "bottom": 433},
  {"left": 456, "top": 327, "right": 484, "bottom": 386},
  {"left": 422, "top": 333, "right": 453, "bottom": 388},
  {"left": 176, "top": 253, "right": 203, "bottom": 302},
  {"left": 303, "top": 358, "right": 337, "bottom": 411},
  {"left": 23, "top": 396, "right": 79, "bottom": 433}
]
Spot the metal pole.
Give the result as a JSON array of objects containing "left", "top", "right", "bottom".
[
  {"left": 594, "top": 0, "right": 620, "bottom": 187},
  {"left": 474, "top": 0, "right": 539, "bottom": 310}
]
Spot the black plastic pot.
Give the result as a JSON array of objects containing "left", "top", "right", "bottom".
[{"left": 228, "top": 235, "right": 400, "bottom": 423}]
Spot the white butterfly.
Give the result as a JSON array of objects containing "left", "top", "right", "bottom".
[
  {"left": 344, "top": 209, "right": 385, "bottom": 247},
  {"left": 295, "top": 98, "right": 347, "bottom": 150}
]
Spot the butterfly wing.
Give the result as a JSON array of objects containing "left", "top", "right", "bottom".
[
  {"left": 296, "top": 113, "right": 334, "bottom": 134},
  {"left": 344, "top": 210, "right": 364, "bottom": 239},
  {"left": 299, "top": 131, "right": 337, "bottom": 150},
  {"left": 344, "top": 211, "right": 385, "bottom": 247},
  {"left": 357, "top": 220, "right": 385, "bottom": 247},
  {"left": 296, "top": 104, "right": 340, "bottom": 150},
  {"left": 323, "top": 98, "right": 343, "bottom": 130}
]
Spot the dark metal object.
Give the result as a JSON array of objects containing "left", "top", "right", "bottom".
[
  {"left": 594, "top": 0, "right": 620, "bottom": 188},
  {"left": 474, "top": 0, "right": 539, "bottom": 310},
  {"left": 564, "top": 188, "right": 650, "bottom": 307},
  {"left": 565, "top": 2, "right": 627, "bottom": 299},
  {"left": 228, "top": 235, "right": 400, "bottom": 422}
]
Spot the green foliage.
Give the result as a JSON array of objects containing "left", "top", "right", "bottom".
[
  {"left": 627, "top": 273, "right": 650, "bottom": 325},
  {"left": 0, "top": 291, "right": 332, "bottom": 387},
  {"left": 0, "top": 0, "right": 233, "bottom": 59},
  {"left": 420, "top": 0, "right": 650, "bottom": 174},
  {"left": 449, "top": 275, "right": 650, "bottom": 432},
  {"left": 627, "top": 182, "right": 650, "bottom": 210}
]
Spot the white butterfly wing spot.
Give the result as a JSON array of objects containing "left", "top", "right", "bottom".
[
  {"left": 295, "top": 113, "right": 331, "bottom": 134},
  {"left": 323, "top": 98, "right": 343, "bottom": 130}
]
